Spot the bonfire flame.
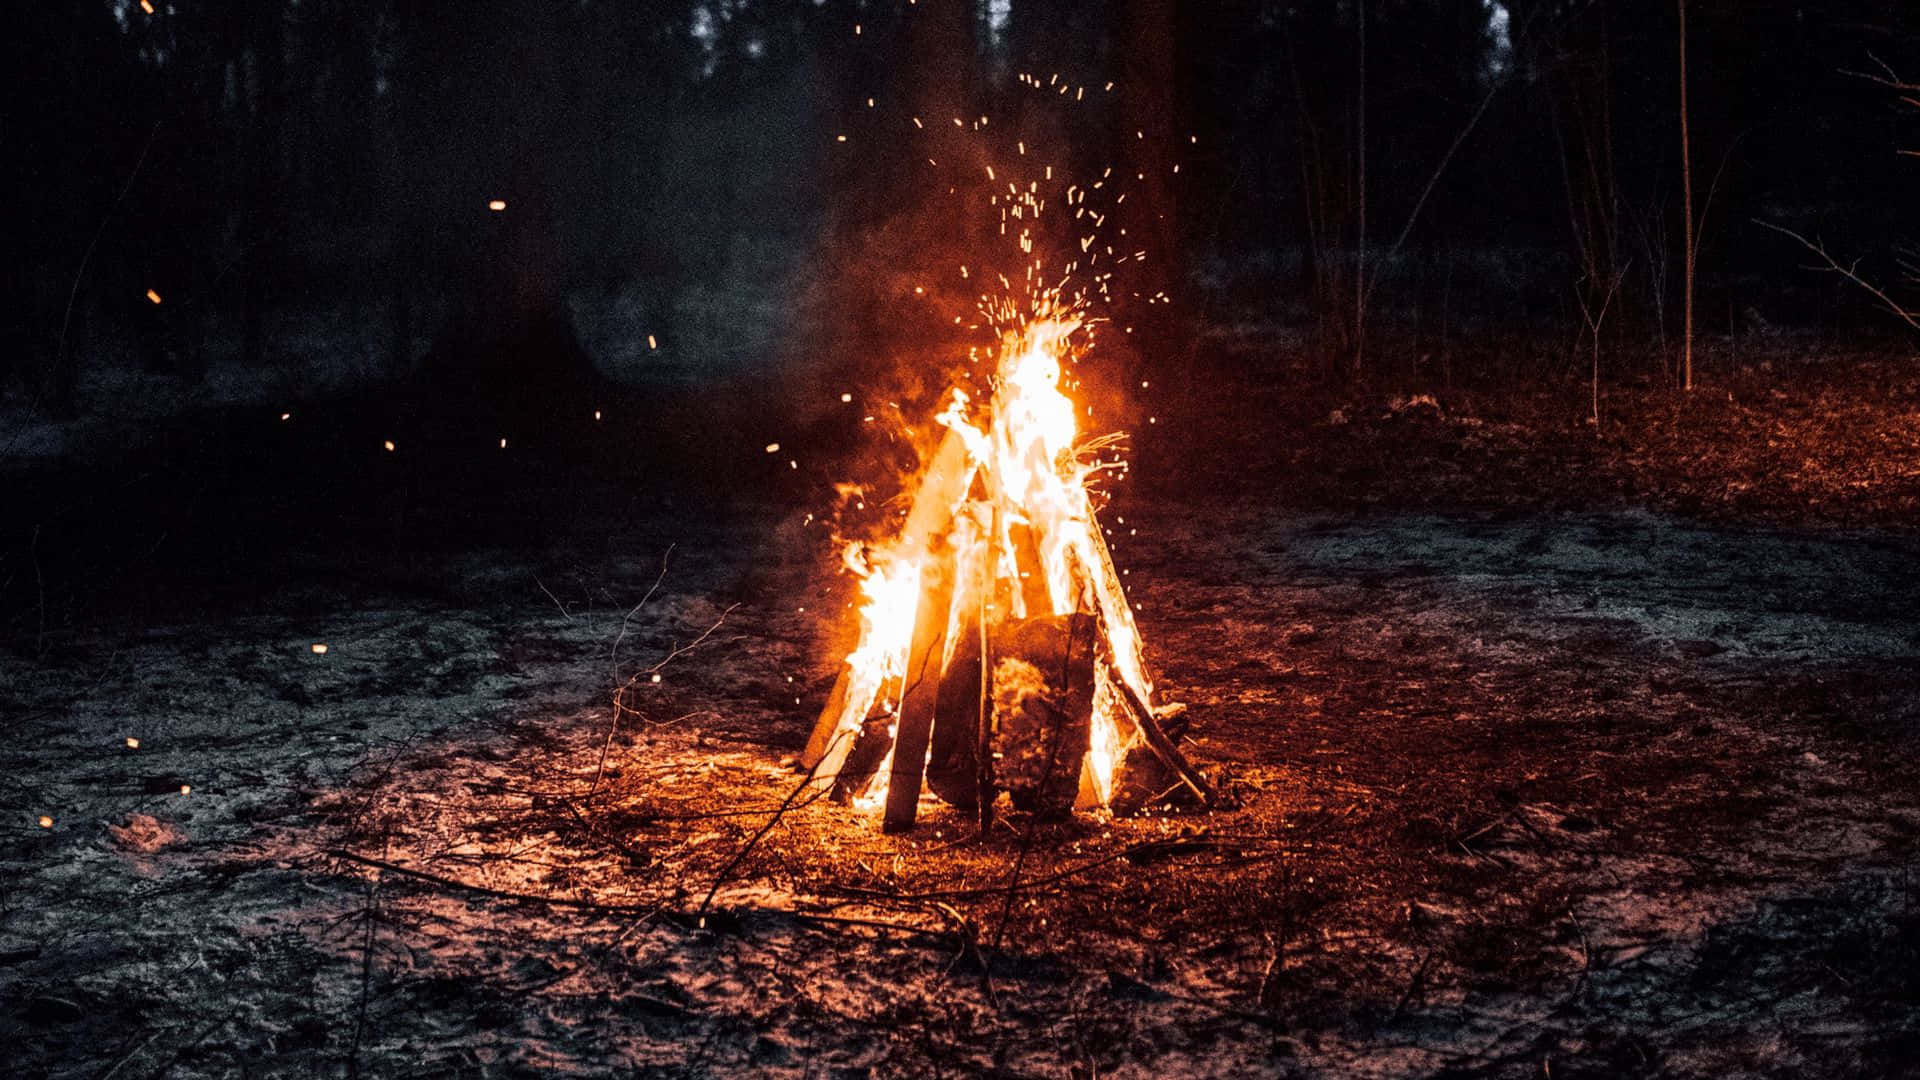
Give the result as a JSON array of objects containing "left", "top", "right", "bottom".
[{"left": 805, "top": 303, "right": 1175, "bottom": 821}]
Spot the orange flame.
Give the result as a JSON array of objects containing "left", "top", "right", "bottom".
[{"left": 817, "top": 307, "right": 1150, "bottom": 811}]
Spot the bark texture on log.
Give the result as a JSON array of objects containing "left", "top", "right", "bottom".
[{"left": 926, "top": 620, "right": 985, "bottom": 811}]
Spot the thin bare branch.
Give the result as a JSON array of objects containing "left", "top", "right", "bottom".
[
  {"left": 696, "top": 731, "right": 847, "bottom": 917},
  {"left": 1753, "top": 219, "right": 1920, "bottom": 331},
  {"left": 610, "top": 543, "right": 675, "bottom": 684},
  {"left": 1844, "top": 53, "right": 1920, "bottom": 92},
  {"left": 536, "top": 578, "right": 576, "bottom": 622}
]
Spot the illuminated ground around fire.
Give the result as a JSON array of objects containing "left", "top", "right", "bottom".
[{"left": 5, "top": 381, "right": 1919, "bottom": 1076}]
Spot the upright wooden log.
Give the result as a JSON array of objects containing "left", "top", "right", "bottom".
[
  {"left": 1082, "top": 508, "right": 1155, "bottom": 700},
  {"left": 797, "top": 431, "right": 972, "bottom": 773},
  {"left": 884, "top": 550, "right": 954, "bottom": 832},
  {"left": 798, "top": 666, "right": 852, "bottom": 772},
  {"left": 1058, "top": 542, "right": 1211, "bottom": 809},
  {"left": 925, "top": 601, "right": 983, "bottom": 810},
  {"left": 830, "top": 703, "right": 898, "bottom": 803},
  {"left": 975, "top": 546, "right": 997, "bottom": 834},
  {"left": 1006, "top": 521, "right": 1054, "bottom": 618}
]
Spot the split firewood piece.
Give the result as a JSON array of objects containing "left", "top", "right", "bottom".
[
  {"left": 926, "top": 608, "right": 984, "bottom": 811},
  {"left": 798, "top": 429, "right": 972, "bottom": 774},
  {"left": 991, "top": 613, "right": 1096, "bottom": 818},
  {"left": 883, "top": 549, "right": 955, "bottom": 832},
  {"left": 810, "top": 667, "right": 893, "bottom": 796},
  {"left": 1082, "top": 508, "right": 1156, "bottom": 697},
  {"left": 1055, "top": 543, "right": 1212, "bottom": 811},
  {"left": 830, "top": 706, "right": 897, "bottom": 803},
  {"left": 976, "top": 509, "right": 1001, "bottom": 833},
  {"left": 1006, "top": 521, "right": 1054, "bottom": 618},
  {"left": 895, "top": 431, "right": 974, "bottom": 564},
  {"left": 799, "top": 665, "right": 852, "bottom": 772}
]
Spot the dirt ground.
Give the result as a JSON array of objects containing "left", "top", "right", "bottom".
[{"left": 4, "top": 341, "right": 1919, "bottom": 1077}]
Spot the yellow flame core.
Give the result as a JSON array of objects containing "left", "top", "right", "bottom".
[{"left": 824, "top": 311, "right": 1150, "bottom": 812}]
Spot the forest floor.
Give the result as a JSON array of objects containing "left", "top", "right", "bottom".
[{"left": 3, "top": 335, "right": 1919, "bottom": 1077}]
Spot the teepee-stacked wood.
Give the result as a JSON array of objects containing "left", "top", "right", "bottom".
[{"left": 798, "top": 320, "right": 1214, "bottom": 830}]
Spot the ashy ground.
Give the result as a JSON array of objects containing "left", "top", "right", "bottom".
[{"left": 3, "top": 341, "right": 1919, "bottom": 1078}]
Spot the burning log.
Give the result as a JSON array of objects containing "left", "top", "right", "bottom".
[
  {"left": 1104, "top": 681, "right": 1216, "bottom": 815},
  {"left": 989, "top": 613, "right": 1096, "bottom": 817},
  {"left": 800, "top": 313, "right": 1212, "bottom": 829},
  {"left": 883, "top": 542, "right": 957, "bottom": 831},
  {"left": 926, "top": 614, "right": 984, "bottom": 811}
]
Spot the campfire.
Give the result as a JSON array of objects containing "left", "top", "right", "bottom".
[{"left": 798, "top": 307, "right": 1213, "bottom": 832}]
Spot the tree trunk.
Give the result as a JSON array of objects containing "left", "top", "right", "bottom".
[
  {"left": 1677, "top": 0, "right": 1695, "bottom": 392},
  {"left": 1352, "top": 0, "right": 1367, "bottom": 379}
]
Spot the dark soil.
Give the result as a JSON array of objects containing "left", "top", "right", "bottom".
[{"left": 3, "top": 336, "right": 1917, "bottom": 1077}]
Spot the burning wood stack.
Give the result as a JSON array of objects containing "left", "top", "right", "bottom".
[{"left": 798, "top": 313, "right": 1213, "bottom": 832}]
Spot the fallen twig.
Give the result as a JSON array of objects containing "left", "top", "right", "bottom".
[
  {"left": 133, "top": 1010, "right": 235, "bottom": 1080},
  {"left": 324, "top": 849, "right": 655, "bottom": 916},
  {"left": 596, "top": 595, "right": 737, "bottom": 801},
  {"left": 560, "top": 797, "right": 652, "bottom": 865},
  {"left": 695, "top": 746, "right": 836, "bottom": 917},
  {"left": 94, "top": 1028, "right": 167, "bottom": 1080},
  {"left": 346, "top": 864, "right": 382, "bottom": 1079},
  {"left": 609, "top": 544, "right": 675, "bottom": 683},
  {"left": 828, "top": 835, "right": 1260, "bottom": 904}
]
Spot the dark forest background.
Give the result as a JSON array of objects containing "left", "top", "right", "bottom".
[{"left": 6, "top": 0, "right": 1919, "bottom": 428}]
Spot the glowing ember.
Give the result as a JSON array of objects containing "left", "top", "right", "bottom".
[
  {"left": 38, "top": 816, "right": 54, "bottom": 829},
  {"left": 487, "top": 199, "right": 507, "bottom": 212},
  {"left": 311, "top": 643, "right": 328, "bottom": 654},
  {"left": 125, "top": 737, "right": 140, "bottom": 749},
  {"left": 145, "top": 288, "right": 162, "bottom": 305}
]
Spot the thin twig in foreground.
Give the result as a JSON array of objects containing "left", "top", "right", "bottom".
[
  {"left": 592, "top": 600, "right": 738, "bottom": 802},
  {"left": 695, "top": 736, "right": 842, "bottom": 917},
  {"left": 324, "top": 849, "right": 656, "bottom": 916},
  {"left": 610, "top": 544, "right": 675, "bottom": 684}
]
